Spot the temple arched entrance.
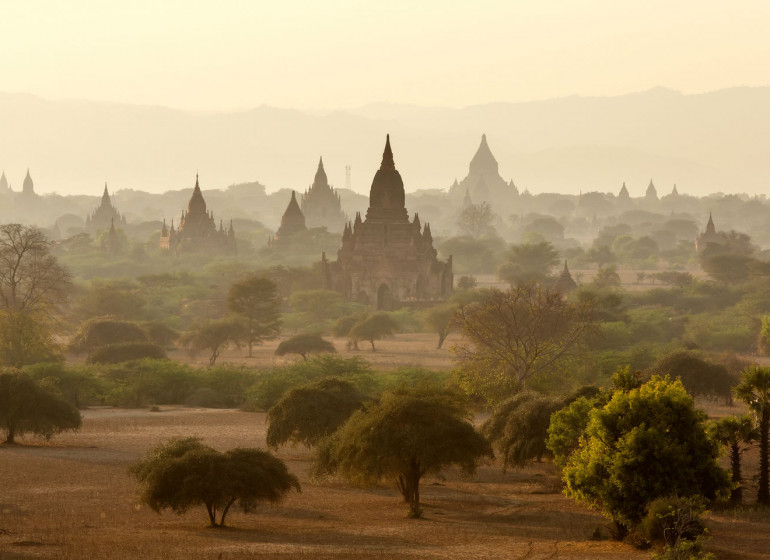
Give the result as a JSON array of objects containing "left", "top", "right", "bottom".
[{"left": 377, "top": 284, "right": 392, "bottom": 310}]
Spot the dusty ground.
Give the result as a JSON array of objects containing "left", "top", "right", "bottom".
[{"left": 0, "top": 408, "right": 767, "bottom": 560}]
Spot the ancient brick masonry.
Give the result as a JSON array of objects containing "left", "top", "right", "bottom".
[{"left": 321, "top": 136, "right": 453, "bottom": 310}]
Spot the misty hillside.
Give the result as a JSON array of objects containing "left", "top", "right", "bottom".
[{"left": 1, "top": 87, "right": 769, "bottom": 196}]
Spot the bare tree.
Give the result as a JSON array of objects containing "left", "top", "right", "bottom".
[
  {"left": 453, "top": 284, "right": 597, "bottom": 401},
  {"left": 458, "top": 202, "right": 495, "bottom": 238},
  {"left": 0, "top": 225, "right": 72, "bottom": 366}
]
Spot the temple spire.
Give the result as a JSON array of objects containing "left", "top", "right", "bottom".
[
  {"left": 706, "top": 212, "right": 716, "bottom": 234},
  {"left": 381, "top": 134, "right": 395, "bottom": 169}
]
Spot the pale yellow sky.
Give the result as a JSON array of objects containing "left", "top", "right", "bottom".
[{"left": 1, "top": 0, "right": 769, "bottom": 110}]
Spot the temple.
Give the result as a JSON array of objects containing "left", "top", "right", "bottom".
[
  {"left": 645, "top": 179, "right": 658, "bottom": 200},
  {"left": 450, "top": 134, "right": 516, "bottom": 203},
  {"left": 553, "top": 261, "right": 578, "bottom": 294},
  {"left": 695, "top": 213, "right": 721, "bottom": 253},
  {"left": 300, "top": 158, "right": 346, "bottom": 231},
  {"left": 268, "top": 190, "right": 307, "bottom": 246},
  {"left": 22, "top": 169, "right": 35, "bottom": 196},
  {"left": 0, "top": 172, "right": 9, "bottom": 194},
  {"left": 321, "top": 135, "right": 453, "bottom": 310},
  {"left": 86, "top": 183, "right": 126, "bottom": 231},
  {"left": 160, "top": 174, "right": 236, "bottom": 255}
]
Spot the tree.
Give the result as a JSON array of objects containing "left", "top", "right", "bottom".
[
  {"left": 586, "top": 245, "right": 616, "bottom": 268},
  {"left": 453, "top": 285, "right": 597, "bottom": 402},
  {"left": 314, "top": 384, "right": 491, "bottom": 517},
  {"left": 458, "top": 202, "right": 495, "bottom": 238},
  {"left": 275, "top": 334, "right": 336, "bottom": 361},
  {"left": 562, "top": 376, "right": 729, "bottom": 536},
  {"left": 734, "top": 366, "right": 770, "bottom": 504},
  {"left": 497, "top": 241, "right": 559, "bottom": 286},
  {"left": 289, "top": 289, "right": 352, "bottom": 323},
  {"left": 75, "top": 279, "right": 146, "bottom": 320},
  {"left": 482, "top": 392, "right": 563, "bottom": 469},
  {"left": 69, "top": 317, "right": 149, "bottom": 354},
  {"left": 226, "top": 276, "right": 281, "bottom": 358},
  {"left": 0, "top": 224, "right": 72, "bottom": 367},
  {"left": 180, "top": 317, "right": 247, "bottom": 366},
  {"left": 649, "top": 350, "right": 735, "bottom": 404},
  {"left": 349, "top": 312, "right": 399, "bottom": 351},
  {"left": 709, "top": 415, "right": 757, "bottom": 503},
  {"left": 129, "top": 437, "right": 300, "bottom": 527},
  {"left": 591, "top": 266, "right": 621, "bottom": 289},
  {"left": 456, "top": 275, "right": 477, "bottom": 290},
  {"left": 0, "top": 370, "right": 81, "bottom": 444},
  {"left": 267, "top": 377, "right": 366, "bottom": 448},
  {"left": 422, "top": 304, "right": 457, "bottom": 349},
  {"left": 86, "top": 341, "right": 168, "bottom": 364}
]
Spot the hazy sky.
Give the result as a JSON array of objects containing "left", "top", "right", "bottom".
[{"left": 2, "top": 1, "right": 769, "bottom": 110}]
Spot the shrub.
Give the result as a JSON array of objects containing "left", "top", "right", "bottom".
[
  {"left": 86, "top": 342, "right": 167, "bottom": 364},
  {"left": 70, "top": 317, "right": 148, "bottom": 354}
]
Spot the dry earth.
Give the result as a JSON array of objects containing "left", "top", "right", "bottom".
[{"left": 0, "top": 407, "right": 768, "bottom": 560}]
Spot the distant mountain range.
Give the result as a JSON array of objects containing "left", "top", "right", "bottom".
[{"left": 1, "top": 87, "right": 768, "bottom": 197}]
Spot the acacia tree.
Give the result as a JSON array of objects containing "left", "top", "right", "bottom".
[
  {"left": 129, "top": 437, "right": 300, "bottom": 527},
  {"left": 453, "top": 284, "right": 597, "bottom": 401},
  {"left": 267, "top": 377, "right": 365, "bottom": 448},
  {"left": 349, "top": 312, "right": 399, "bottom": 351},
  {"left": 0, "top": 370, "right": 82, "bottom": 444},
  {"left": 497, "top": 241, "right": 559, "bottom": 286},
  {"left": 314, "top": 384, "right": 491, "bottom": 517},
  {"left": 275, "top": 334, "right": 336, "bottom": 361},
  {"left": 422, "top": 304, "right": 457, "bottom": 349},
  {"left": 227, "top": 276, "right": 281, "bottom": 357},
  {"left": 734, "top": 366, "right": 770, "bottom": 504},
  {"left": 709, "top": 414, "right": 757, "bottom": 503},
  {"left": 180, "top": 317, "right": 247, "bottom": 366},
  {"left": 0, "top": 224, "right": 71, "bottom": 366}
]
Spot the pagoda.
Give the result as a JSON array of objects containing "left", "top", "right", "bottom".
[
  {"left": 160, "top": 174, "right": 236, "bottom": 255},
  {"left": 450, "top": 134, "right": 515, "bottom": 203},
  {"left": 300, "top": 158, "right": 346, "bottom": 231},
  {"left": 268, "top": 191, "right": 308, "bottom": 246},
  {"left": 86, "top": 183, "right": 126, "bottom": 231},
  {"left": 322, "top": 135, "right": 453, "bottom": 309}
]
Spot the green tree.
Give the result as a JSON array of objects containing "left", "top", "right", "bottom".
[
  {"left": 226, "top": 276, "right": 281, "bottom": 358},
  {"left": 289, "top": 289, "right": 354, "bottom": 323},
  {"left": 422, "top": 304, "right": 457, "bottom": 349},
  {"left": 69, "top": 317, "right": 149, "bottom": 354},
  {"left": 562, "top": 376, "right": 729, "bottom": 536},
  {"left": 180, "top": 317, "right": 247, "bottom": 366},
  {"left": 86, "top": 341, "right": 168, "bottom": 364},
  {"left": 733, "top": 366, "right": 770, "bottom": 504},
  {"left": 483, "top": 392, "right": 564, "bottom": 469},
  {"left": 586, "top": 244, "right": 616, "bottom": 268},
  {"left": 0, "top": 224, "right": 72, "bottom": 367},
  {"left": 649, "top": 351, "right": 735, "bottom": 404},
  {"left": 709, "top": 414, "right": 757, "bottom": 503},
  {"left": 349, "top": 312, "right": 399, "bottom": 351},
  {"left": 267, "top": 377, "right": 366, "bottom": 448},
  {"left": 275, "top": 334, "right": 336, "bottom": 361},
  {"left": 497, "top": 241, "right": 559, "bottom": 286},
  {"left": 129, "top": 437, "right": 300, "bottom": 527},
  {"left": 75, "top": 279, "right": 146, "bottom": 320},
  {"left": 592, "top": 266, "right": 621, "bottom": 289},
  {"left": 453, "top": 285, "right": 597, "bottom": 402},
  {"left": 0, "top": 370, "right": 82, "bottom": 444},
  {"left": 314, "top": 384, "right": 491, "bottom": 517}
]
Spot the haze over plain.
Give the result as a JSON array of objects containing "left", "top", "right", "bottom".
[{"left": 1, "top": 1, "right": 768, "bottom": 195}]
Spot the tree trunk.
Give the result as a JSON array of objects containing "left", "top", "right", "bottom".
[
  {"left": 219, "top": 498, "right": 236, "bottom": 527},
  {"left": 206, "top": 503, "right": 217, "bottom": 527},
  {"left": 209, "top": 348, "right": 219, "bottom": 366},
  {"left": 759, "top": 408, "right": 769, "bottom": 504},
  {"left": 437, "top": 332, "right": 447, "bottom": 349},
  {"left": 5, "top": 427, "right": 14, "bottom": 444},
  {"left": 370, "top": 340, "right": 376, "bottom": 352},
  {"left": 730, "top": 441, "right": 742, "bottom": 503},
  {"left": 398, "top": 461, "right": 423, "bottom": 518}
]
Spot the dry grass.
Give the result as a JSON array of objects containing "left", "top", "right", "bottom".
[{"left": 0, "top": 408, "right": 767, "bottom": 559}]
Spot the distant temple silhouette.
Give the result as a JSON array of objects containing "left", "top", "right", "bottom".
[
  {"left": 22, "top": 169, "right": 35, "bottom": 196},
  {"left": 268, "top": 190, "right": 307, "bottom": 247},
  {"left": 160, "top": 174, "right": 236, "bottom": 255},
  {"left": 695, "top": 213, "right": 721, "bottom": 253},
  {"left": 449, "top": 134, "right": 517, "bottom": 203},
  {"left": 322, "top": 135, "right": 453, "bottom": 309},
  {"left": 300, "top": 157, "right": 346, "bottom": 231},
  {"left": 86, "top": 184, "right": 126, "bottom": 231}
]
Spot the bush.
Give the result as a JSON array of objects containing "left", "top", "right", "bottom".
[
  {"left": 186, "top": 387, "right": 226, "bottom": 408},
  {"left": 104, "top": 359, "right": 199, "bottom": 406},
  {"left": 69, "top": 317, "right": 148, "bottom": 354},
  {"left": 640, "top": 495, "right": 707, "bottom": 546},
  {"left": 86, "top": 342, "right": 167, "bottom": 364}
]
